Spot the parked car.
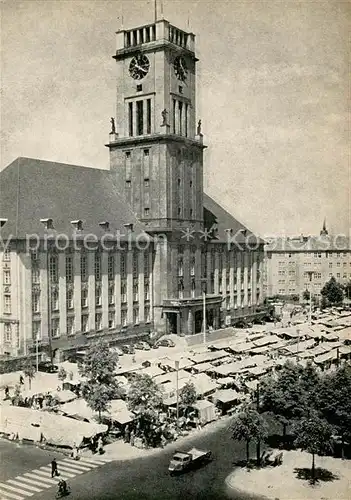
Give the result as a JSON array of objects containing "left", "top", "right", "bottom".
[
  {"left": 155, "top": 338, "right": 176, "bottom": 348},
  {"left": 109, "top": 346, "right": 124, "bottom": 356},
  {"left": 121, "top": 344, "right": 135, "bottom": 355},
  {"left": 38, "top": 361, "right": 59, "bottom": 373},
  {"left": 134, "top": 341, "right": 151, "bottom": 351}
]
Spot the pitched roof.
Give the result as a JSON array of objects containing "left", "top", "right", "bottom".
[
  {"left": 0, "top": 157, "right": 145, "bottom": 239},
  {"left": 203, "top": 193, "right": 264, "bottom": 245},
  {"left": 0, "top": 156, "right": 262, "bottom": 245}
]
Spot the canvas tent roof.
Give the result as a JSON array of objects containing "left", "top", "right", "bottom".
[
  {"left": 212, "top": 389, "right": 240, "bottom": 404},
  {"left": 0, "top": 405, "right": 107, "bottom": 448}
]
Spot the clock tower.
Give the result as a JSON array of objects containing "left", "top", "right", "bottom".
[{"left": 107, "top": 19, "right": 205, "bottom": 233}]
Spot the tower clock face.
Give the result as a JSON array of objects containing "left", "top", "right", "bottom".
[
  {"left": 174, "top": 56, "right": 188, "bottom": 82},
  {"left": 129, "top": 54, "right": 150, "bottom": 80}
]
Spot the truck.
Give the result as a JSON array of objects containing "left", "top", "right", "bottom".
[{"left": 168, "top": 448, "right": 212, "bottom": 474}]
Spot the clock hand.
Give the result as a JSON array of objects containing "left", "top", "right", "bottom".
[{"left": 135, "top": 64, "right": 148, "bottom": 73}]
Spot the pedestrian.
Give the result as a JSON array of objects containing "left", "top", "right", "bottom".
[
  {"left": 51, "top": 458, "right": 58, "bottom": 478},
  {"left": 4, "top": 386, "right": 9, "bottom": 398},
  {"left": 72, "top": 443, "right": 79, "bottom": 460},
  {"left": 130, "top": 430, "right": 135, "bottom": 447},
  {"left": 19, "top": 374, "right": 24, "bottom": 385},
  {"left": 90, "top": 436, "right": 96, "bottom": 454},
  {"left": 97, "top": 436, "right": 103, "bottom": 455},
  {"left": 124, "top": 425, "right": 130, "bottom": 443}
]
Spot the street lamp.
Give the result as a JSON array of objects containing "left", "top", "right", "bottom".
[
  {"left": 175, "top": 360, "right": 180, "bottom": 430},
  {"left": 201, "top": 279, "right": 207, "bottom": 345}
]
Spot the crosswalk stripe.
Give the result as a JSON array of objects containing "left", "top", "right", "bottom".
[
  {"left": 60, "top": 460, "right": 95, "bottom": 471},
  {"left": 39, "top": 466, "right": 75, "bottom": 478},
  {"left": 14, "top": 477, "right": 48, "bottom": 489},
  {"left": 23, "top": 472, "right": 57, "bottom": 485},
  {"left": 7, "top": 481, "right": 41, "bottom": 493},
  {"left": 0, "top": 483, "right": 33, "bottom": 496},
  {"left": 0, "top": 488, "right": 25, "bottom": 500},
  {"left": 79, "top": 457, "right": 109, "bottom": 466},
  {"left": 54, "top": 464, "right": 83, "bottom": 475}
]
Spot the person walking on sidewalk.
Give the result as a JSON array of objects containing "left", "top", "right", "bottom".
[
  {"left": 51, "top": 458, "right": 58, "bottom": 478},
  {"left": 72, "top": 443, "right": 79, "bottom": 460},
  {"left": 97, "top": 436, "right": 103, "bottom": 455}
]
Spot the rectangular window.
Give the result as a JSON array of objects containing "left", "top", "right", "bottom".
[
  {"left": 49, "top": 254, "right": 58, "bottom": 283},
  {"left": 144, "top": 253, "right": 149, "bottom": 276},
  {"left": 144, "top": 280, "right": 150, "bottom": 300},
  {"left": 4, "top": 323, "right": 12, "bottom": 343},
  {"left": 177, "top": 257, "right": 184, "bottom": 276},
  {"left": 51, "top": 318, "right": 60, "bottom": 338},
  {"left": 144, "top": 178, "right": 150, "bottom": 188},
  {"left": 3, "top": 249, "right": 11, "bottom": 261},
  {"left": 108, "top": 311, "right": 115, "bottom": 329},
  {"left": 95, "top": 287, "right": 101, "bottom": 306},
  {"left": 178, "top": 280, "right": 184, "bottom": 299},
  {"left": 3, "top": 270, "right": 10, "bottom": 284},
  {"left": 66, "top": 255, "right": 74, "bottom": 282},
  {"left": 81, "top": 253, "right": 87, "bottom": 282},
  {"left": 133, "top": 280, "right": 139, "bottom": 302},
  {"left": 94, "top": 253, "right": 101, "bottom": 281},
  {"left": 121, "top": 280, "right": 127, "bottom": 303},
  {"left": 81, "top": 315, "right": 88, "bottom": 333},
  {"left": 51, "top": 290, "right": 59, "bottom": 311},
  {"left": 108, "top": 254, "right": 115, "bottom": 280},
  {"left": 133, "top": 252, "right": 138, "bottom": 278},
  {"left": 144, "top": 208, "right": 150, "bottom": 216},
  {"left": 191, "top": 278, "right": 196, "bottom": 298},
  {"left": 146, "top": 99, "right": 151, "bottom": 134},
  {"left": 81, "top": 288, "right": 88, "bottom": 308},
  {"left": 173, "top": 99, "right": 176, "bottom": 134},
  {"left": 190, "top": 255, "right": 195, "bottom": 276},
  {"left": 67, "top": 316, "right": 74, "bottom": 336},
  {"left": 145, "top": 306, "right": 150, "bottom": 323},
  {"left": 95, "top": 313, "right": 102, "bottom": 331},
  {"left": 32, "top": 292, "right": 40, "bottom": 313},
  {"left": 178, "top": 101, "right": 183, "bottom": 135},
  {"left": 133, "top": 307, "right": 139, "bottom": 324},
  {"left": 121, "top": 309, "right": 127, "bottom": 327},
  {"left": 120, "top": 253, "right": 126, "bottom": 277},
  {"left": 32, "top": 265, "right": 40, "bottom": 284},
  {"left": 129, "top": 102, "right": 133, "bottom": 136},
  {"left": 337, "top": 273, "right": 340, "bottom": 278},
  {"left": 66, "top": 288, "right": 74, "bottom": 309},
  {"left": 108, "top": 285, "right": 115, "bottom": 305},
  {"left": 136, "top": 100, "right": 143, "bottom": 135}
]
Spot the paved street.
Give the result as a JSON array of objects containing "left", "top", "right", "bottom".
[{"left": 31, "top": 420, "right": 253, "bottom": 500}]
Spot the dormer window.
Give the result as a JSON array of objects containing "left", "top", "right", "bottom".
[
  {"left": 40, "top": 218, "right": 54, "bottom": 230},
  {"left": 124, "top": 223, "right": 134, "bottom": 233},
  {"left": 71, "top": 220, "right": 83, "bottom": 231},
  {"left": 240, "top": 229, "right": 247, "bottom": 237},
  {"left": 0, "top": 218, "right": 8, "bottom": 228},
  {"left": 99, "top": 221, "right": 110, "bottom": 231}
]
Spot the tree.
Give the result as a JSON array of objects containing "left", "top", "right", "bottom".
[
  {"left": 302, "top": 289, "right": 310, "bottom": 301},
  {"left": 127, "top": 374, "right": 164, "bottom": 447},
  {"left": 293, "top": 413, "right": 333, "bottom": 483},
  {"left": 82, "top": 383, "right": 111, "bottom": 422},
  {"left": 58, "top": 367, "right": 67, "bottom": 386},
  {"left": 344, "top": 281, "right": 351, "bottom": 301},
  {"left": 179, "top": 382, "right": 197, "bottom": 415},
  {"left": 230, "top": 407, "right": 268, "bottom": 465},
  {"left": 315, "top": 365, "right": 351, "bottom": 457},
  {"left": 260, "top": 361, "right": 307, "bottom": 437},
  {"left": 79, "top": 341, "right": 120, "bottom": 421},
  {"left": 23, "top": 358, "right": 35, "bottom": 389},
  {"left": 320, "top": 276, "right": 344, "bottom": 305}
]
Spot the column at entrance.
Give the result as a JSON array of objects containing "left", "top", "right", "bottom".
[
  {"left": 187, "top": 309, "right": 194, "bottom": 335},
  {"left": 176, "top": 312, "right": 181, "bottom": 335}
]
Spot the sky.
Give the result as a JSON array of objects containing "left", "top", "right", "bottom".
[{"left": 1, "top": 0, "right": 349, "bottom": 238}]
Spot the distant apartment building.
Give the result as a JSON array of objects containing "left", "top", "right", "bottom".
[{"left": 264, "top": 223, "right": 351, "bottom": 300}]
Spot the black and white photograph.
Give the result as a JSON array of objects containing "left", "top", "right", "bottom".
[{"left": 0, "top": 0, "right": 350, "bottom": 499}]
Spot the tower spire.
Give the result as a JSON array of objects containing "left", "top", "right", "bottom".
[{"left": 320, "top": 218, "right": 328, "bottom": 236}]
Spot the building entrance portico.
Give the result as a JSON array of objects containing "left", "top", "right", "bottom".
[{"left": 163, "top": 295, "right": 222, "bottom": 335}]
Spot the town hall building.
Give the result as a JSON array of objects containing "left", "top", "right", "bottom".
[{"left": 0, "top": 19, "right": 265, "bottom": 361}]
